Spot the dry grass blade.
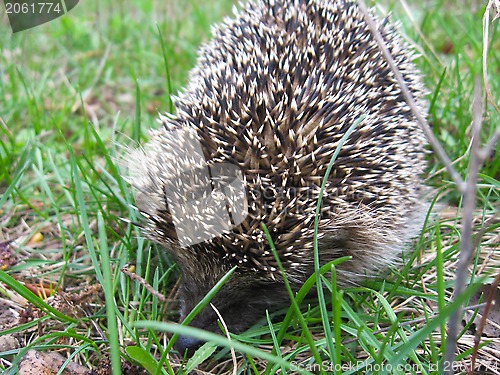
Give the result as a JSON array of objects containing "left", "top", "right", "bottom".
[
  {"left": 483, "top": 0, "right": 500, "bottom": 116},
  {"left": 210, "top": 303, "right": 237, "bottom": 375}
]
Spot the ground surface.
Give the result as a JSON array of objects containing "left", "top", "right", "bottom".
[{"left": 0, "top": 0, "right": 499, "bottom": 374}]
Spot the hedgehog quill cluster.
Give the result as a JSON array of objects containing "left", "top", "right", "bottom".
[{"left": 127, "top": 0, "right": 430, "bottom": 353}]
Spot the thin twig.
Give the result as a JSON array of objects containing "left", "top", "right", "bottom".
[
  {"left": 121, "top": 265, "right": 167, "bottom": 303},
  {"left": 356, "top": 0, "right": 466, "bottom": 193},
  {"left": 469, "top": 274, "right": 500, "bottom": 374},
  {"left": 443, "top": 76, "right": 483, "bottom": 374},
  {"left": 479, "top": 126, "right": 500, "bottom": 162}
]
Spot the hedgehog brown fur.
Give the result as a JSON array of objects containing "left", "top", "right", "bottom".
[{"left": 127, "top": 0, "right": 430, "bottom": 354}]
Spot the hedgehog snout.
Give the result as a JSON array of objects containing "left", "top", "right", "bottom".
[
  {"left": 175, "top": 277, "right": 291, "bottom": 355},
  {"left": 174, "top": 335, "right": 204, "bottom": 357}
]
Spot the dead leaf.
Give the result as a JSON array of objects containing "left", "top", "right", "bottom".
[{"left": 19, "top": 349, "right": 89, "bottom": 375}]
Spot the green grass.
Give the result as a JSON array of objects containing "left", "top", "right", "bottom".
[{"left": 1, "top": 0, "right": 499, "bottom": 374}]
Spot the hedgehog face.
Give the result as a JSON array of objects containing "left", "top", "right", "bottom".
[{"left": 174, "top": 268, "right": 291, "bottom": 355}]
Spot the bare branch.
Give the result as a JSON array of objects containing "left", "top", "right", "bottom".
[{"left": 443, "top": 76, "right": 483, "bottom": 374}]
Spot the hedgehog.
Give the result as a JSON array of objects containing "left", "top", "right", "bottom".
[{"left": 127, "top": 0, "right": 430, "bottom": 354}]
